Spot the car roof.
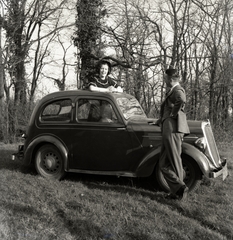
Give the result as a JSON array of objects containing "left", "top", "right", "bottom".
[{"left": 38, "top": 90, "right": 131, "bottom": 103}]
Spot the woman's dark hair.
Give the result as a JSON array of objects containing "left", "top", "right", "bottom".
[{"left": 96, "top": 60, "right": 112, "bottom": 75}]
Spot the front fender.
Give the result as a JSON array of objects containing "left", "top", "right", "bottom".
[
  {"left": 135, "top": 142, "right": 211, "bottom": 177},
  {"left": 182, "top": 142, "right": 211, "bottom": 177},
  {"left": 24, "top": 135, "right": 69, "bottom": 171}
]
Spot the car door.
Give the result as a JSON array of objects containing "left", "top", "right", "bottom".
[{"left": 69, "top": 97, "right": 135, "bottom": 172}]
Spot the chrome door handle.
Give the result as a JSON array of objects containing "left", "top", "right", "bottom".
[{"left": 117, "top": 127, "right": 126, "bottom": 131}]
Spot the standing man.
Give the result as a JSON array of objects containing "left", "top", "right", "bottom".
[{"left": 158, "top": 68, "right": 190, "bottom": 200}]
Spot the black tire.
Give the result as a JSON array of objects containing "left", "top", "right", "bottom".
[
  {"left": 155, "top": 155, "right": 202, "bottom": 193},
  {"left": 35, "top": 144, "right": 66, "bottom": 180}
]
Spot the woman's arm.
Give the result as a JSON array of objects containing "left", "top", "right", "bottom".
[
  {"left": 89, "top": 84, "right": 123, "bottom": 93},
  {"left": 89, "top": 85, "right": 110, "bottom": 92}
]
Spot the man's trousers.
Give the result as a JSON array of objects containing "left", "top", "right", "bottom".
[{"left": 159, "top": 117, "right": 185, "bottom": 194}]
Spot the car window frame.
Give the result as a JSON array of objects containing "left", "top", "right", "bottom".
[
  {"left": 115, "top": 96, "right": 147, "bottom": 120},
  {"left": 38, "top": 97, "right": 74, "bottom": 125},
  {"left": 75, "top": 96, "right": 125, "bottom": 126}
]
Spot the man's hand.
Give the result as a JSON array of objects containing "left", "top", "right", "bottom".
[
  {"left": 108, "top": 86, "right": 115, "bottom": 92},
  {"left": 108, "top": 86, "right": 123, "bottom": 93},
  {"left": 170, "top": 113, "right": 177, "bottom": 118},
  {"left": 155, "top": 119, "right": 162, "bottom": 127},
  {"left": 116, "top": 86, "right": 123, "bottom": 93}
]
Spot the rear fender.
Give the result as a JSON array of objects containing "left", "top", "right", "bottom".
[
  {"left": 24, "top": 135, "right": 69, "bottom": 171},
  {"left": 135, "top": 142, "right": 211, "bottom": 177},
  {"left": 135, "top": 147, "right": 161, "bottom": 177}
]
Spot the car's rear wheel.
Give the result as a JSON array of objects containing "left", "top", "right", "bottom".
[
  {"left": 155, "top": 155, "right": 202, "bottom": 193},
  {"left": 35, "top": 144, "right": 66, "bottom": 180}
]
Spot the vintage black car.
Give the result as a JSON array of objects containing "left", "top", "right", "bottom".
[{"left": 12, "top": 90, "right": 228, "bottom": 192}]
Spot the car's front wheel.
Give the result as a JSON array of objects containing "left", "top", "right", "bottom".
[
  {"left": 35, "top": 144, "right": 66, "bottom": 180},
  {"left": 155, "top": 155, "right": 202, "bottom": 193}
]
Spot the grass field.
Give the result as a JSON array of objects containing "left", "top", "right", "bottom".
[{"left": 0, "top": 143, "right": 232, "bottom": 240}]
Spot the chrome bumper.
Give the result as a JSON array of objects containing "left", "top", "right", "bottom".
[
  {"left": 209, "top": 160, "right": 229, "bottom": 180},
  {"left": 12, "top": 145, "right": 24, "bottom": 161}
]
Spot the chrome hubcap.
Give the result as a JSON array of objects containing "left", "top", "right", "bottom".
[{"left": 42, "top": 152, "right": 60, "bottom": 173}]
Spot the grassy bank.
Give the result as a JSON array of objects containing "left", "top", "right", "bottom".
[{"left": 0, "top": 144, "right": 232, "bottom": 240}]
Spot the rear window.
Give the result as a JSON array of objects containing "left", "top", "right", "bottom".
[{"left": 40, "top": 99, "right": 72, "bottom": 122}]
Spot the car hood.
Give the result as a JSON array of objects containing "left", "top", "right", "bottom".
[{"left": 127, "top": 117, "right": 204, "bottom": 135}]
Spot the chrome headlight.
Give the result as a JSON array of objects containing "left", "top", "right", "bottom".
[
  {"left": 194, "top": 137, "right": 207, "bottom": 152},
  {"left": 22, "top": 133, "right": 27, "bottom": 139}
]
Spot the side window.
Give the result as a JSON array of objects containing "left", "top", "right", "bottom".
[
  {"left": 77, "top": 99, "right": 118, "bottom": 123},
  {"left": 41, "top": 99, "right": 72, "bottom": 122}
]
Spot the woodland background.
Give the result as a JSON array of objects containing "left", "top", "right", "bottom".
[{"left": 0, "top": 0, "right": 232, "bottom": 143}]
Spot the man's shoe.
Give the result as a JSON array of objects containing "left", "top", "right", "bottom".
[
  {"left": 176, "top": 186, "right": 189, "bottom": 200},
  {"left": 165, "top": 193, "right": 180, "bottom": 200}
]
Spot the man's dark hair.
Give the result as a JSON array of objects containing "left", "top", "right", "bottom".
[{"left": 165, "top": 68, "right": 179, "bottom": 77}]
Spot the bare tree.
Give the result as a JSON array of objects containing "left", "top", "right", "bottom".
[
  {"left": 74, "top": 0, "right": 104, "bottom": 88},
  {"left": 1, "top": 0, "right": 75, "bottom": 142},
  {"left": 102, "top": 0, "right": 161, "bottom": 109},
  {"left": 42, "top": 34, "right": 74, "bottom": 91},
  {"left": 0, "top": 0, "right": 232, "bottom": 142},
  {"left": 4, "top": 0, "right": 74, "bottom": 105}
]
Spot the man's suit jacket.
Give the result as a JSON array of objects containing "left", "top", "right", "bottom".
[{"left": 160, "top": 84, "right": 190, "bottom": 135}]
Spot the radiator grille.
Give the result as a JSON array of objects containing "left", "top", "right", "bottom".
[{"left": 203, "top": 124, "right": 221, "bottom": 168}]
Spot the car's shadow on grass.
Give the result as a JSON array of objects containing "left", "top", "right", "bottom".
[
  {"left": 2, "top": 149, "right": 199, "bottom": 213},
  {"left": 66, "top": 172, "right": 164, "bottom": 200},
  {"left": 1, "top": 146, "right": 165, "bottom": 199}
]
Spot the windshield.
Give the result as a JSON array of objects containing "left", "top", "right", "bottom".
[{"left": 116, "top": 96, "right": 147, "bottom": 120}]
